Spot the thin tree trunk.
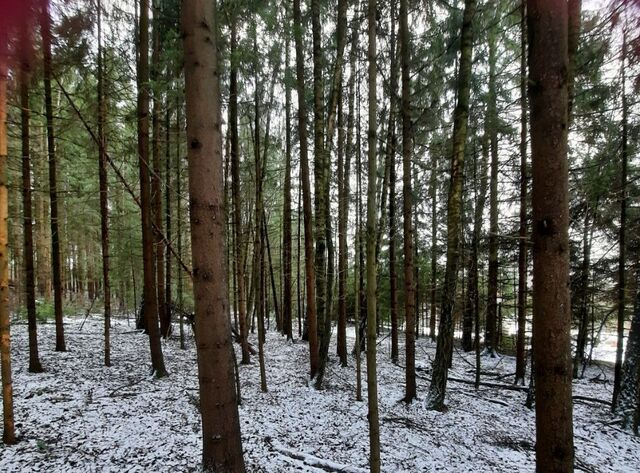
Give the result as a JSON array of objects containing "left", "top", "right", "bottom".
[
  {"left": 485, "top": 20, "right": 499, "bottom": 357},
  {"left": 293, "top": 0, "right": 319, "bottom": 377},
  {"left": 282, "top": 12, "right": 293, "bottom": 341},
  {"left": 138, "top": 0, "right": 167, "bottom": 377},
  {"left": 429, "top": 149, "right": 437, "bottom": 342},
  {"left": 527, "top": 0, "right": 575, "bottom": 469},
  {"left": 96, "top": 0, "right": 111, "bottom": 366},
  {"left": 613, "top": 29, "right": 628, "bottom": 410},
  {"left": 182, "top": 0, "right": 246, "bottom": 468},
  {"left": 152, "top": 1, "right": 167, "bottom": 338},
  {"left": 427, "top": 0, "right": 476, "bottom": 411},
  {"left": 573, "top": 209, "right": 593, "bottom": 379},
  {"left": 366, "top": 0, "right": 381, "bottom": 468},
  {"left": 399, "top": 0, "right": 415, "bottom": 402},
  {"left": 20, "top": 30, "right": 44, "bottom": 371},
  {"left": 228, "top": 9, "right": 250, "bottom": 363}
]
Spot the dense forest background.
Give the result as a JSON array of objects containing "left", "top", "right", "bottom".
[{"left": 1, "top": 0, "right": 640, "bottom": 471}]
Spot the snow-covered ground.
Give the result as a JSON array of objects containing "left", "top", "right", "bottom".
[{"left": 1, "top": 315, "right": 638, "bottom": 472}]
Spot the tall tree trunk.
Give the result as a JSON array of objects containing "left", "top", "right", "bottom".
[
  {"left": 315, "top": 0, "right": 347, "bottom": 389},
  {"left": 20, "top": 30, "right": 44, "bottom": 371},
  {"left": 515, "top": 0, "right": 528, "bottom": 385},
  {"left": 613, "top": 28, "right": 628, "bottom": 410},
  {"left": 366, "top": 0, "right": 381, "bottom": 468},
  {"left": 138, "top": 0, "right": 167, "bottom": 377},
  {"left": 426, "top": 0, "right": 476, "bottom": 411},
  {"left": 429, "top": 149, "right": 437, "bottom": 342},
  {"left": 0, "top": 55, "right": 16, "bottom": 445},
  {"left": 253, "top": 23, "right": 267, "bottom": 393},
  {"left": 485, "top": 20, "right": 499, "bottom": 357},
  {"left": 165, "top": 109, "right": 172, "bottom": 325},
  {"left": 527, "top": 0, "right": 575, "bottom": 470},
  {"left": 229, "top": 9, "right": 250, "bottom": 363},
  {"left": 387, "top": 0, "right": 399, "bottom": 365},
  {"left": 311, "top": 0, "right": 328, "bottom": 384},
  {"left": 293, "top": 0, "right": 319, "bottom": 378},
  {"left": 282, "top": 12, "right": 293, "bottom": 341},
  {"left": 96, "top": 0, "right": 111, "bottom": 366},
  {"left": 399, "top": 0, "right": 415, "bottom": 402},
  {"left": 41, "top": 3, "right": 65, "bottom": 352},
  {"left": 337, "top": 29, "right": 357, "bottom": 367},
  {"left": 176, "top": 101, "right": 185, "bottom": 350},
  {"left": 573, "top": 209, "right": 593, "bottom": 379},
  {"left": 182, "top": 0, "right": 246, "bottom": 469},
  {"left": 152, "top": 1, "right": 167, "bottom": 338}
]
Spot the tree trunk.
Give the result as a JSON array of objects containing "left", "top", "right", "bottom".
[
  {"left": 515, "top": 0, "right": 528, "bottom": 385},
  {"left": 0, "top": 55, "right": 16, "bottom": 445},
  {"left": 282, "top": 13, "right": 293, "bottom": 341},
  {"left": 20, "top": 31, "right": 45, "bottom": 371},
  {"left": 613, "top": 28, "right": 628, "bottom": 410},
  {"left": 293, "top": 0, "right": 319, "bottom": 378},
  {"left": 527, "top": 0, "right": 575, "bottom": 470},
  {"left": 366, "top": 0, "right": 381, "bottom": 468},
  {"left": 138, "top": 0, "right": 167, "bottom": 378},
  {"left": 426, "top": 0, "right": 476, "bottom": 411},
  {"left": 228, "top": 9, "right": 250, "bottom": 363},
  {"left": 429, "top": 148, "right": 437, "bottom": 342},
  {"left": 96, "top": 0, "right": 111, "bottom": 366},
  {"left": 182, "top": 0, "right": 246, "bottom": 469},
  {"left": 485, "top": 20, "right": 499, "bottom": 357},
  {"left": 399, "top": 0, "right": 415, "bottom": 402},
  {"left": 152, "top": 2, "right": 167, "bottom": 338}
]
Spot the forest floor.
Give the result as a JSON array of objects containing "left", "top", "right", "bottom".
[{"left": 1, "top": 315, "right": 639, "bottom": 472}]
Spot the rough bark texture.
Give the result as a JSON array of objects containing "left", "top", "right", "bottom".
[
  {"left": 151, "top": 1, "right": 167, "bottom": 338},
  {"left": 293, "top": 0, "right": 319, "bottom": 378},
  {"left": 282, "top": 14, "right": 293, "bottom": 342},
  {"left": 613, "top": 30, "right": 628, "bottom": 410},
  {"left": 515, "top": 0, "right": 528, "bottom": 385},
  {"left": 181, "top": 0, "right": 246, "bottom": 470},
  {"left": 400, "top": 0, "right": 415, "bottom": 403},
  {"left": 96, "top": 0, "right": 111, "bottom": 367},
  {"left": 485, "top": 21, "right": 499, "bottom": 357},
  {"left": 427, "top": 0, "right": 476, "bottom": 411},
  {"left": 617, "top": 275, "right": 640, "bottom": 429},
  {"left": 527, "top": 0, "right": 575, "bottom": 470},
  {"left": 228, "top": 11, "right": 250, "bottom": 364},
  {"left": 0, "top": 58, "right": 16, "bottom": 445},
  {"left": 366, "top": 0, "right": 381, "bottom": 468},
  {"left": 20, "top": 33, "right": 44, "bottom": 372},
  {"left": 138, "top": 0, "right": 167, "bottom": 378}
]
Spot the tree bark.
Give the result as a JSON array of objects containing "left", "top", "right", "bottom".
[
  {"left": 399, "top": 0, "right": 415, "bottom": 403},
  {"left": 527, "top": 0, "right": 575, "bottom": 470},
  {"left": 96, "top": 0, "right": 111, "bottom": 366},
  {"left": 282, "top": 12, "right": 293, "bottom": 341},
  {"left": 515, "top": 0, "right": 528, "bottom": 385},
  {"left": 366, "top": 0, "right": 381, "bottom": 468},
  {"left": 138, "top": 0, "right": 167, "bottom": 377},
  {"left": 20, "top": 29, "right": 45, "bottom": 371},
  {"left": 0, "top": 55, "right": 16, "bottom": 445},
  {"left": 426, "top": 0, "right": 476, "bottom": 411},
  {"left": 293, "top": 0, "right": 319, "bottom": 378},
  {"left": 182, "top": 0, "right": 246, "bottom": 469}
]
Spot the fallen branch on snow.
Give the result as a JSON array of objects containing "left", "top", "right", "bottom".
[{"left": 266, "top": 439, "right": 368, "bottom": 473}]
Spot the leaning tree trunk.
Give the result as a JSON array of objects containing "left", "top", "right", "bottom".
[
  {"left": 527, "top": 0, "right": 575, "bottom": 470},
  {"left": 137, "top": 0, "right": 167, "bottom": 378},
  {"left": 426, "top": 0, "right": 476, "bottom": 411},
  {"left": 0, "top": 54, "right": 16, "bottom": 445},
  {"left": 366, "top": 0, "right": 381, "bottom": 468},
  {"left": 182, "top": 0, "right": 246, "bottom": 469}
]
